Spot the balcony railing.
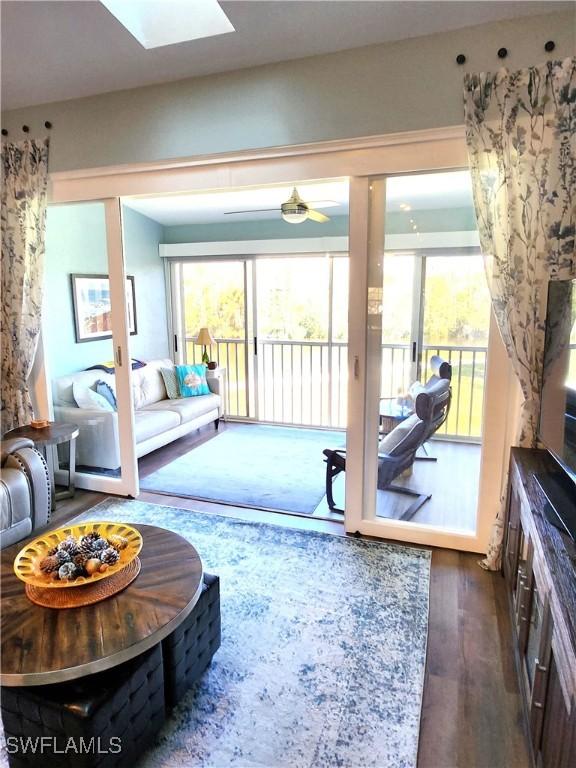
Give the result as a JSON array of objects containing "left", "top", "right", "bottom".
[{"left": 186, "top": 338, "right": 488, "bottom": 441}]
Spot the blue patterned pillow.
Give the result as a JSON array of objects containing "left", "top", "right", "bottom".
[
  {"left": 175, "top": 364, "right": 211, "bottom": 398},
  {"left": 95, "top": 380, "right": 117, "bottom": 410}
]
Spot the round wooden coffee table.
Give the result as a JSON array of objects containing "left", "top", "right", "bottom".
[
  {"left": 4, "top": 422, "right": 80, "bottom": 510},
  {"left": 0, "top": 524, "right": 203, "bottom": 686}
]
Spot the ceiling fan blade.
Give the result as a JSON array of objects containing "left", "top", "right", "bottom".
[
  {"left": 307, "top": 209, "right": 330, "bottom": 223},
  {"left": 307, "top": 200, "right": 341, "bottom": 209},
  {"left": 224, "top": 208, "right": 280, "bottom": 215}
]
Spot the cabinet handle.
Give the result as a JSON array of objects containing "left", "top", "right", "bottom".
[
  {"left": 533, "top": 701, "right": 543, "bottom": 709},
  {"left": 535, "top": 658, "right": 547, "bottom": 673}
]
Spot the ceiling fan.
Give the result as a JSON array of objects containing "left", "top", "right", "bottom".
[{"left": 224, "top": 187, "right": 338, "bottom": 224}]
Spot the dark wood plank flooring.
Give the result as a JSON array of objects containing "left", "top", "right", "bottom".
[
  {"left": 138, "top": 421, "right": 480, "bottom": 531},
  {"left": 49, "top": 490, "right": 529, "bottom": 768}
]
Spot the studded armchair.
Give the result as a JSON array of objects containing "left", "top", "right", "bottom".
[{"left": 1, "top": 438, "right": 51, "bottom": 549}]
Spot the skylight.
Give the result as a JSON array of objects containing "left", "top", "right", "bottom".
[{"left": 100, "top": 0, "right": 235, "bottom": 50}]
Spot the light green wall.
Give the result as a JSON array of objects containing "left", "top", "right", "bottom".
[
  {"left": 162, "top": 216, "right": 349, "bottom": 243},
  {"left": 2, "top": 11, "right": 573, "bottom": 172},
  {"left": 161, "top": 207, "right": 476, "bottom": 244},
  {"left": 43, "top": 203, "right": 167, "bottom": 380},
  {"left": 122, "top": 205, "right": 169, "bottom": 361}
]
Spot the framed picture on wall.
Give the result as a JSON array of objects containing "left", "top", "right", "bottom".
[{"left": 70, "top": 274, "right": 137, "bottom": 343}]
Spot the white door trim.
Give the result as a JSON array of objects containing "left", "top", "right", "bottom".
[{"left": 49, "top": 128, "right": 468, "bottom": 203}]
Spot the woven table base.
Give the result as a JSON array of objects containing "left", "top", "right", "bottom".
[{"left": 25, "top": 557, "right": 141, "bottom": 608}]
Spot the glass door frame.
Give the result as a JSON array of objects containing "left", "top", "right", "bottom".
[
  {"left": 345, "top": 172, "right": 507, "bottom": 551},
  {"left": 36, "top": 198, "right": 139, "bottom": 497},
  {"left": 168, "top": 257, "right": 253, "bottom": 420}
]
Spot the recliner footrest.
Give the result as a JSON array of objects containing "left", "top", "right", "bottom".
[{"left": 162, "top": 573, "right": 221, "bottom": 709}]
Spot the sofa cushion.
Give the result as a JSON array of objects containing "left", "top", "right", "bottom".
[
  {"left": 131, "top": 360, "right": 172, "bottom": 409},
  {"left": 134, "top": 410, "right": 181, "bottom": 444},
  {"left": 73, "top": 382, "right": 115, "bottom": 412},
  {"left": 53, "top": 370, "right": 117, "bottom": 407},
  {"left": 142, "top": 393, "right": 220, "bottom": 424}
]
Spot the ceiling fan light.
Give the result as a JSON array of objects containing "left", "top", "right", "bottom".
[{"left": 282, "top": 211, "right": 308, "bottom": 224}]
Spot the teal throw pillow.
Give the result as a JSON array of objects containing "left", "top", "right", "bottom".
[{"left": 175, "top": 364, "right": 211, "bottom": 398}]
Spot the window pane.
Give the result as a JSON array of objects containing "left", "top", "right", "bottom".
[
  {"left": 182, "top": 261, "right": 245, "bottom": 340},
  {"left": 256, "top": 257, "right": 329, "bottom": 342}
]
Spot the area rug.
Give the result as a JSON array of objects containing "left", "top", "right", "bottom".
[
  {"left": 140, "top": 423, "right": 345, "bottom": 514},
  {"left": 63, "top": 498, "right": 430, "bottom": 767}
]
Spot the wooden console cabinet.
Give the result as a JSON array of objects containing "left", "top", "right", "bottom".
[{"left": 504, "top": 449, "right": 576, "bottom": 768}]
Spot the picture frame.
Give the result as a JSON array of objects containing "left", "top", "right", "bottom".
[{"left": 70, "top": 274, "right": 137, "bottom": 343}]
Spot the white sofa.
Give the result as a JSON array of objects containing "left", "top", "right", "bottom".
[{"left": 52, "top": 359, "right": 221, "bottom": 471}]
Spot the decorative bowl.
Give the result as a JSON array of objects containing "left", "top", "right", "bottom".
[{"left": 13, "top": 522, "right": 143, "bottom": 588}]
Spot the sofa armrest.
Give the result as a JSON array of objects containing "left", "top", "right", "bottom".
[
  {"left": 207, "top": 377, "right": 221, "bottom": 396},
  {"left": 53, "top": 406, "right": 120, "bottom": 470}
]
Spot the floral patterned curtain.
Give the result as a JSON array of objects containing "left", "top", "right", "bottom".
[
  {"left": 1, "top": 139, "right": 50, "bottom": 434},
  {"left": 464, "top": 58, "right": 575, "bottom": 570}
]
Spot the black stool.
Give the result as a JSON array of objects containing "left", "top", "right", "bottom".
[
  {"left": 162, "top": 573, "right": 221, "bottom": 708},
  {"left": 1, "top": 644, "right": 165, "bottom": 768}
]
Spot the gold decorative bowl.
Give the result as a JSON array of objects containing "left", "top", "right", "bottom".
[{"left": 13, "top": 522, "right": 143, "bottom": 589}]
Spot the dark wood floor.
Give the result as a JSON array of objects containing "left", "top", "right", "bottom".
[
  {"left": 50, "top": 488, "right": 530, "bottom": 768},
  {"left": 138, "top": 421, "right": 480, "bottom": 531}
]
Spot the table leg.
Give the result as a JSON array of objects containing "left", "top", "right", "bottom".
[{"left": 55, "top": 438, "right": 76, "bottom": 502}]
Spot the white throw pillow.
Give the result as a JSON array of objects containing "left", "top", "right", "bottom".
[{"left": 73, "top": 382, "right": 115, "bottom": 412}]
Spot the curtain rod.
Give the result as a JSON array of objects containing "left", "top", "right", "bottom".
[
  {"left": 455, "top": 39, "right": 555, "bottom": 66},
  {"left": 1, "top": 121, "right": 52, "bottom": 138}
]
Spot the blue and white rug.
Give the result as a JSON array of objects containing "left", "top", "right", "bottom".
[
  {"left": 77, "top": 499, "right": 430, "bottom": 767},
  {"left": 140, "top": 423, "right": 345, "bottom": 514}
]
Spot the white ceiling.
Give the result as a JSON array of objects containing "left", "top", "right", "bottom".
[
  {"left": 123, "top": 171, "right": 473, "bottom": 226},
  {"left": 124, "top": 181, "right": 350, "bottom": 225},
  {"left": 2, "top": 1, "right": 570, "bottom": 110}
]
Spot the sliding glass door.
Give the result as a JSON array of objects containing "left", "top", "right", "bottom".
[
  {"left": 168, "top": 253, "right": 349, "bottom": 427},
  {"left": 346, "top": 170, "right": 491, "bottom": 542},
  {"left": 171, "top": 259, "right": 251, "bottom": 417}
]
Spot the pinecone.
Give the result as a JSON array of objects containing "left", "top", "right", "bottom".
[
  {"left": 73, "top": 552, "right": 89, "bottom": 569},
  {"left": 39, "top": 555, "right": 60, "bottom": 574},
  {"left": 79, "top": 541, "right": 96, "bottom": 559},
  {"left": 91, "top": 537, "right": 108, "bottom": 554},
  {"left": 58, "top": 562, "right": 78, "bottom": 581},
  {"left": 80, "top": 532, "right": 101, "bottom": 547},
  {"left": 47, "top": 546, "right": 58, "bottom": 556},
  {"left": 100, "top": 547, "right": 120, "bottom": 566},
  {"left": 58, "top": 536, "right": 80, "bottom": 557},
  {"left": 108, "top": 534, "right": 128, "bottom": 551},
  {"left": 55, "top": 550, "right": 71, "bottom": 565}
]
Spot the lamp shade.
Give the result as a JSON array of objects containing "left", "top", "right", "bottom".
[{"left": 195, "top": 327, "right": 216, "bottom": 346}]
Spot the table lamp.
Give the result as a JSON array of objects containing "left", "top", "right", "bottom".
[{"left": 195, "top": 327, "right": 216, "bottom": 365}]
